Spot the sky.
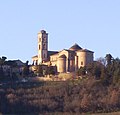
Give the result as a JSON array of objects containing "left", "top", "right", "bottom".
[{"left": 0, "top": 0, "right": 120, "bottom": 63}]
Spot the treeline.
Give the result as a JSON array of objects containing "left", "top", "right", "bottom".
[{"left": 77, "top": 54, "right": 120, "bottom": 86}]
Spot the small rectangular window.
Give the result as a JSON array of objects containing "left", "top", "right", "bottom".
[{"left": 81, "top": 61, "right": 83, "bottom": 65}]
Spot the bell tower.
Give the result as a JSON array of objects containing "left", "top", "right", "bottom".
[{"left": 37, "top": 30, "right": 48, "bottom": 64}]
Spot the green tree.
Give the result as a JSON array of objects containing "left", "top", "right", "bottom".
[
  {"left": 0, "top": 56, "right": 7, "bottom": 79},
  {"left": 0, "top": 56, "right": 7, "bottom": 66},
  {"left": 86, "top": 61, "right": 104, "bottom": 79},
  {"left": 23, "top": 61, "right": 29, "bottom": 77},
  {"left": 100, "top": 55, "right": 120, "bottom": 85},
  {"left": 77, "top": 67, "right": 86, "bottom": 76},
  {"left": 93, "top": 66, "right": 101, "bottom": 79},
  {"left": 112, "top": 58, "right": 120, "bottom": 84},
  {"left": 105, "top": 54, "right": 113, "bottom": 66},
  {"left": 97, "top": 57, "right": 106, "bottom": 66},
  {"left": 47, "top": 66, "right": 55, "bottom": 76},
  {"left": 36, "top": 65, "right": 43, "bottom": 76}
]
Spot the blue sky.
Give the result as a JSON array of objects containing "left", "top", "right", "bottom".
[{"left": 0, "top": 0, "right": 120, "bottom": 63}]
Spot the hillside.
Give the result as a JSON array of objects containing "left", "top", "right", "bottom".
[{"left": 0, "top": 77, "right": 120, "bottom": 114}]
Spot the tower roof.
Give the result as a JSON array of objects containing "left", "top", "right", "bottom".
[
  {"left": 40, "top": 30, "right": 46, "bottom": 33},
  {"left": 69, "top": 43, "right": 82, "bottom": 51},
  {"left": 59, "top": 55, "right": 66, "bottom": 58}
]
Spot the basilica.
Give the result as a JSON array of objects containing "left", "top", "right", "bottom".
[{"left": 32, "top": 30, "right": 94, "bottom": 73}]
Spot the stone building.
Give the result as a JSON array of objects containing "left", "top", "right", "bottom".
[{"left": 32, "top": 30, "right": 94, "bottom": 73}]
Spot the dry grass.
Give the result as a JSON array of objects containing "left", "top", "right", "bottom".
[
  {"left": 91, "top": 112, "right": 120, "bottom": 115},
  {"left": 57, "top": 72, "right": 75, "bottom": 80}
]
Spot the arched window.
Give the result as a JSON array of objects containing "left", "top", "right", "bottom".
[
  {"left": 39, "top": 45, "right": 40, "bottom": 50},
  {"left": 43, "top": 44, "right": 46, "bottom": 49}
]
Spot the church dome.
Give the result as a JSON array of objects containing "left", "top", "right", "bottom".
[{"left": 69, "top": 43, "right": 82, "bottom": 51}]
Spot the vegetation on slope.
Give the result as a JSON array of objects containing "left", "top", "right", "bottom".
[
  {"left": 0, "top": 78, "right": 120, "bottom": 114},
  {"left": 0, "top": 54, "right": 120, "bottom": 114}
]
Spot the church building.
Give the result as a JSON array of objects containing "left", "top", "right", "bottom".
[{"left": 32, "top": 30, "right": 94, "bottom": 73}]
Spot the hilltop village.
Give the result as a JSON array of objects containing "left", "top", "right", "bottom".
[
  {"left": 0, "top": 30, "right": 94, "bottom": 81},
  {"left": 32, "top": 30, "right": 94, "bottom": 73}
]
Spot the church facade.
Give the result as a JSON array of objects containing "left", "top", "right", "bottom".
[{"left": 32, "top": 30, "right": 94, "bottom": 73}]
